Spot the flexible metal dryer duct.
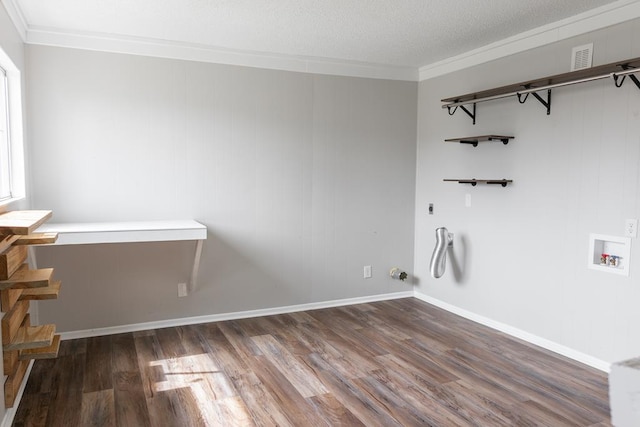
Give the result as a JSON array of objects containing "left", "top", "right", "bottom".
[{"left": 430, "top": 227, "right": 453, "bottom": 279}]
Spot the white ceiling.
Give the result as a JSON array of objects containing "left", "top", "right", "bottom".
[{"left": 4, "top": 0, "right": 639, "bottom": 79}]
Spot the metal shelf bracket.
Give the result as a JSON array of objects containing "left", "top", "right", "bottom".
[
  {"left": 614, "top": 65, "right": 640, "bottom": 91},
  {"left": 517, "top": 88, "right": 551, "bottom": 115},
  {"left": 459, "top": 139, "right": 478, "bottom": 147},
  {"left": 447, "top": 102, "right": 476, "bottom": 125},
  {"left": 488, "top": 137, "right": 510, "bottom": 145}
]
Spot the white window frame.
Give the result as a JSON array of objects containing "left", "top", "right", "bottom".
[
  {"left": 1, "top": 66, "right": 13, "bottom": 201},
  {"left": 0, "top": 46, "right": 25, "bottom": 207}
]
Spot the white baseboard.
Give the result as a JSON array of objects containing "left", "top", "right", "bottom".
[
  {"left": 60, "top": 291, "right": 415, "bottom": 340},
  {"left": 61, "top": 289, "right": 612, "bottom": 373},
  {"left": 1, "top": 360, "right": 34, "bottom": 427},
  {"left": 413, "top": 291, "right": 611, "bottom": 373}
]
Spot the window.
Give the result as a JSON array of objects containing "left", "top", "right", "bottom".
[
  {"left": 0, "top": 66, "right": 12, "bottom": 201},
  {"left": 0, "top": 46, "right": 25, "bottom": 206}
]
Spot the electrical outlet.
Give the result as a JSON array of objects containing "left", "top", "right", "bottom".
[
  {"left": 363, "top": 265, "right": 372, "bottom": 279},
  {"left": 177, "top": 282, "right": 188, "bottom": 297},
  {"left": 625, "top": 219, "right": 638, "bottom": 238}
]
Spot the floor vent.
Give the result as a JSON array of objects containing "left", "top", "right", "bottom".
[{"left": 571, "top": 43, "right": 593, "bottom": 71}]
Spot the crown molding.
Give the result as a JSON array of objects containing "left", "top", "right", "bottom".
[
  {"left": 419, "top": 0, "right": 640, "bottom": 81},
  {"left": 25, "top": 26, "right": 419, "bottom": 81}
]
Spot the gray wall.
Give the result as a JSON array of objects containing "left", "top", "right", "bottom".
[
  {"left": 27, "top": 45, "right": 418, "bottom": 332},
  {"left": 415, "top": 18, "right": 640, "bottom": 364}
]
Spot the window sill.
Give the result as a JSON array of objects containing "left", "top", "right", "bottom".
[{"left": 0, "top": 195, "right": 26, "bottom": 209}]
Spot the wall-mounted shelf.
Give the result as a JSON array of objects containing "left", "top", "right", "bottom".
[
  {"left": 442, "top": 56, "right": 640, "bottom": 124},
  {"left": 34, "top": 220, "right": 207, "bottom": 290},
  {"left": 443, "top": 179, "right": 512, "bottom": 187},
  {"left": 35, "top": 220, "right": 206, "bottom": 245},
  {"left": 445, "top": 135, "right": 513, "bottom": 147}
]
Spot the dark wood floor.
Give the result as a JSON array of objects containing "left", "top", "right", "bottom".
[{"left": 13, "top": 298, "right": 611, "bottom": 426}]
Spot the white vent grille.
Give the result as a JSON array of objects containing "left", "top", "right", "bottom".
[{"left": 571, "top": 43, "right": 593, "bottom": 71}]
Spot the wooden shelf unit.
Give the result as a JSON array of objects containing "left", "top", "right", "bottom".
[{"left": 0, "top": 209, "right": 62, "bottom": 408}]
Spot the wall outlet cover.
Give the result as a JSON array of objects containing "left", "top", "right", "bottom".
[
  {"left": 363, "top": 265, "right": 372, "bottom": 279},
  {"left": 177, "top": 282, "right": 188, "bottom": 297},
  {"left": 625, "top": 219, "right": 638, "bottom": 238}
]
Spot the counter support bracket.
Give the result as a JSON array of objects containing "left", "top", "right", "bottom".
[{"left": 189, "top": 239, "right": 204, "bottom": 291}]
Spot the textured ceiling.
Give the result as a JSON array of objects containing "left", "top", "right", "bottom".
[{"left": 11, "top": 0, "right": 623, "bottom": 68}]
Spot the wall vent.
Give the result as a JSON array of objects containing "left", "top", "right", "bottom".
[{"left": 571, "top": 43, "right": 593, "bottom": 71}]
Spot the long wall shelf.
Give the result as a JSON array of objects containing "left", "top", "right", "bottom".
[
  {"left": 34, "top": 220, "right": 207, "bottom": 290},
  {"left": 445, "top": 135, "right": 513, "bottom": 147},
  {"left": 441, "top": 56, "right": 640, "bottom": 124},
  {"left": 444, "top": 179, "right": 513, "bottom": 187},
  {"left": 35, "top": 220, "right": 206, "bottom": 245}
]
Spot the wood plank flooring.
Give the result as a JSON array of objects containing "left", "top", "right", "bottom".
[{"left": 13, "top": 298, "right": 612, "bottom": 426}]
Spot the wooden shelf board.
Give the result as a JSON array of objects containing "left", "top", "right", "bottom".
[
  {"left": 445, "top": 135, "right": 514, "bottom": 145},
  {"left": 0, "top": 245, "right": 28, "bottom": 281},
  {"left": 4, "top": 324, "right": 56, "bottom": 351},
  {"left": 3, "top": 349, "right": 18, "bottom": 377},
  {"left": 1, "top": 288, "right": 23, "bottom": 312},
  {"left": 0, "top": 210, "right": 52, "bottom": 235},
  {"left": 19, "top": 281, "right": 61, "bottom": 301},
  {"left": 20, "top": 334, "right": 61, "bottom": 360},
  {"left": 36, "top": 220, "right": 207, "bottom": 245},
  {"left": 0, "top": 264, "right": 29, "bottom": 306},
  {"left": 4, "top": 359, "right": 29, "bottom": 407},
  {"left": 444, "top": 179, "right": 513, "bottom": 186},
  {"left": 2, "top": 315, "right": 27, "bottom": 374},
  {"left": 441, "top": 56, "right": 640, "bottom": 104},
  {"left": 0, "top": 266, "right": 53, "bottom": 290},
  {"left": 13, "top": 233, "right": 59, "bottom": 246},
  {"left": 2, "top": 300, "right": 30, "bottom": 344},
  {"left": 0, "top": 235, "right": 20, "bottom": 254}
]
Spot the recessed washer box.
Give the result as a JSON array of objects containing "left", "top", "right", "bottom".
[{"left": 588, "top": 233, "right": 631, "bottom": 277}]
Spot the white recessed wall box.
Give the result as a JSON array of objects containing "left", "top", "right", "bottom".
[{"left": 588, "top": 233, "right": 631, "bottom": 277}]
